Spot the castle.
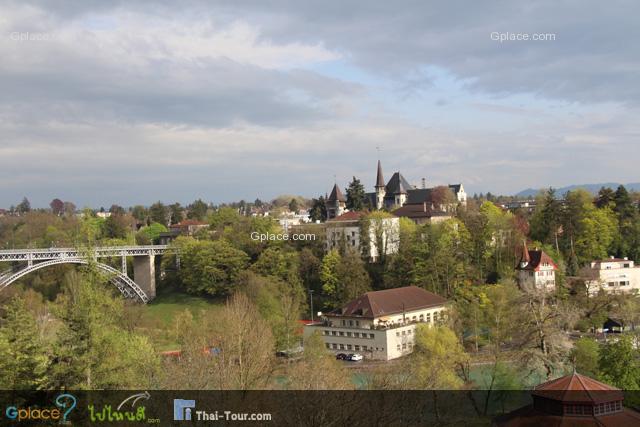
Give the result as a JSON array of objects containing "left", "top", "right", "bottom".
[{"left": 325, "top": 161, "right": 467, "bottom": 221}]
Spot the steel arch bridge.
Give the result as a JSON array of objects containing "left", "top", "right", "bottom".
[
  {"left": 0, "top": 258, "right": 150, "bottom": 303},
  {"left": 0, "top": 245, "right": 172, "bottom": 303}
]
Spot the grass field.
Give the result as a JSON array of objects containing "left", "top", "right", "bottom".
[{"left": 138, "top": 287, "right": 225, "bottom": 351}]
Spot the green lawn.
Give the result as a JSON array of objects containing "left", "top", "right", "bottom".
[{"left": 138, "top": 288, "right": 225, "bottom": 351}]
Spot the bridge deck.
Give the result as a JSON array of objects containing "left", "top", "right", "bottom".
[{"left": 0, "top": 245, "right": 169, "bottom": 262}]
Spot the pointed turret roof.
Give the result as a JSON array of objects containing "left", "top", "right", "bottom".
[
  {"left": 376, "top": 160, "right": 385, "bottom": 188},
  {"left": 385, "top": 172, "right": 412, "bottom": 195},
  {"left": 520, "top": 240, "right": 531, "bottom": 264},
  {"left": 533, "top": 372, "right": 622, "bottom": 404},
  {"left": 327, "top": 184, "right": 346, "bottom": 203}
]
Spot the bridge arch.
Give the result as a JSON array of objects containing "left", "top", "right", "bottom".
[{"left": 0, "top": 258, "right": 150, "bottom": 303}]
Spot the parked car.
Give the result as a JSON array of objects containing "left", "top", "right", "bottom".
[
  {"left": 335, "top": 353, "right": 348, "bottom": 360},
  {"left": 347, "top": 353, "right": 363, "bottom": 361}
]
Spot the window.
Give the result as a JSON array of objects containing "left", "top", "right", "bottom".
[
  {"left": 402, "top": 330, "right": 406, "bottom": 336},
  {"left": 362, "top": 345, "right": 367, "bottom": 351},
  {"left": 339, "top": 331, "right": 345, "bottom": 336},
  {"left": 349, "top": 320, "right": 354, "bottom": 326},
  {"left": 341, "top": 320, "right": 346, "bottom": 326},
  {"left": 433, "top": 312, "right": 438, "bottom": 322},
  {"left": 331, "top": 331, "right": 337, "bottom": 336},
  {"left": 354, "top": 345, "right": 360, "bottom": 351},
  {"left": 347, "top": 332, "right": 352, "bottom": 337},
  {"left": 397, "top": 345, "right": 401, "bottom": 351},
  {"left": 396, "top": 332, "right": 400, "bottom": 337},
  {"left": 339, "top": 344, "right": 344, "bottom": 350},
  {"left": 325, "top": 343, "right": 331, "bottom": 349},
  {"left": 332, "top": 343, "right": 337, "bottom": 349},
  {"left": 426, "top": 313, "right": 431, "bottom": 322},
  {"left": 408, "top": 329, "right": 412, "bottom": 335},
  {"left": 347, "top": 344, "right": 352, "bottom": 350},
  {"left": 356, "top": 320, "right": 360, "bottom": 327},
  {"left": 402, "top": 343, "right": 407, "bottom": 350},
  {"left": 323, "top": 330, "right": 328, "bottom": 335},
  {"left": 419, "top": 314, "right": 424, "bottom": 321},
  {"left": 369, "top": 333, "right": 374, "bottom": 339}
]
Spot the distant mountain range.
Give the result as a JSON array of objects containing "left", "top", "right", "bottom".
[{"left": 515, "top": 183, "right": 640, "bottom": 198}]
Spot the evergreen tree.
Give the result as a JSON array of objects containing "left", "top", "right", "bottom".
[
  {"left": 187, "top": 199, "right": 208, "bottom": 220},
  {"left": 0, "top": 298, "right": 47, "bottom": 389},
  {"left": 346, "top": 176, "right": 367, "bottom": 211},
  {"left": 309, "top": 196, "right": 327, "bottom": 222}
]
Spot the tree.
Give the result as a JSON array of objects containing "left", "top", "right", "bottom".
[
  {"left": 135, "top": 222, "right": 168, "bottom": 244},
  {"left": 598, "top": 335, "right": 640, "bottom": 390},
  {"left": 149, "top": 201, "right": 168, "bottom": 225},
  {"left": 0, "top": 298, "right": 47, "bottom": 389},
  {"left": 16, "top": 197, "right": 31, "bottom": 214},
  {"left": 50, "top": 198, "right": 64, "bottom": 216},
  {"left": 288, "top": 198, "right": 300, "bottom": 214},
  {"left": 285, "top": 332, "right": 352, "bottom": 390},
  {"left": 63, "top": 201, "right": 76, "bottom": 216},
  {"left": 595, "top": 187, "right": 615, "bottom": 209},
  {"left": 47, "top": 270, "right": 160, "bottom": 389},
  {"left": 309, "top": 196, "right": 327, "bottom": 222},
  {"left": 103, "top": 209, "right": 130, "bottom": 239},
  {"left": 169, "top": 203, "right": 184, "bottom": 225},
  {"left": 345, "top": 176, "right": 367, "bottom": 211},
  {"left": 570, "top": 337, "right": 600, "bottom": 378},
  {"left": 175, "top": 237, "right": 249, "bottom": 296},
  {"left": 187, "top": 199, "right": 208, "bottom": 221},
  {"left": 574, "top": 207, "right": 617, "bottom": 264},
  {"left": 411, "top": 325, "right": 468, "bottom": 389},
  {"left": 320, "top": 249, "right": 341, "bottom": 309},
  {"left": 131, "top": 205, "right": 148, "bottom": 224},
  {"left": 161, "top": 293, "right": 275, "bottom": 389},
  {"left": 209, "top": 207, "right": 240, "bottom": 228}
]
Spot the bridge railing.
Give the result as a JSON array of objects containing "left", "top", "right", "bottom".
[{"left": 0, "top": 245, "right": 171, "bottom": 262}]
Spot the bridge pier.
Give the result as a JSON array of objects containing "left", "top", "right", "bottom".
[{"left": 133, "top": 255, "right": 156, "bottom": 300}]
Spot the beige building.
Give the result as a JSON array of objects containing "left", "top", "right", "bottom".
[
  {"left": 304, "top": 286, "right": 448, "bottom": 361},
  {"left": 515, "top": 242, "right": 557, "bottom": 291},
  {"left": 585, "top": 256, "right": 640, "bottom": 295},
  {"left": 325, "top": 211, "right": 400, "bottom": 261}
]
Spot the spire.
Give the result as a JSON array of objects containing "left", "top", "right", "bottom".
[
  {"left": 376, "top": 160, "right": 385, "bottom": 188},
  {"left": 327, "top": 184, "right": 346, "bottom": 203},
  {"left": 518, "top": 240, "right": 531, "bottom": 268}
]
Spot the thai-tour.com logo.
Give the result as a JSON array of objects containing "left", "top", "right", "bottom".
[
  {"left": 5, "top": 393, "right": 77, "bottom": 422},
  {"left": 88, "top": 391, "right": 159, "bottom": 423},
  {"left": 173, "top": 398, "right": 272, "bottom": 422}
]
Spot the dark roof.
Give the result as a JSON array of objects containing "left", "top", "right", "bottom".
[
  {"left": 406, "top": 188, "right": 433, "bottom": 204},
  {"left": 376, "top": 160, "right": 385, "bottom": 188},
  {"left": 385, "top": 172, "right": 413, "bottom": 195},
  {"left": 449, "top": 184, "right": 462, "bottom": 193},
  {"left": 327, "top": 184, "right": 346, "bottom": 202},
  {"left": 329, "top": 286, "right": 447, "bottom": 319},
  {"left": 392, "top": 202, "right": 432, "bottom": 219}
]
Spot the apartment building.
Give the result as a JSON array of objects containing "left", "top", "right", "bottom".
[
  {"left": 585, "top": 256, "right": 640, "bottom": 295},
  {"left": 304, "top": 286, "right": 448, "bottom": 361}
]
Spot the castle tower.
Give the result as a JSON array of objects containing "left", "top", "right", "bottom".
[
  {"left": 326, "top": 183, "right": 346, "bottom": 219},
  {"left": 375, "top": 160, "right": 386, "bottom": 210}
]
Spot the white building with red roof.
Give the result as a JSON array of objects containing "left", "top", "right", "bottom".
[
  {"left": 304, "top": 286, "right": 448, "bottom": 360},
  {"left": 515, "top": 241, "right": 558, "bottom": 291}
]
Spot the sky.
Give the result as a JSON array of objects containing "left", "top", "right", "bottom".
[{"left": 0, "top": 1, "right": 639, "bottom": 208}]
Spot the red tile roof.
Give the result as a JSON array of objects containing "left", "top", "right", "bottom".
[
  {"left": 328, "top": 286, "right": 447, "bottom": 319},
  {"left": 328, "top": 211, "right": 366, "bottom": 222},
  {"left": 517, "top": 246, "right": 557, "bottom": 271},
  {"left": 533, "top": 372, "right": 623, "bottom": 404}
]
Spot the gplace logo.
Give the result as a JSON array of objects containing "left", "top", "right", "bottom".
[
  {"left": 173, "top": 399, "right": 196, "bottom": 421},
  {"left": 5, "top": 393, "right": 77, "bottom": 422}
]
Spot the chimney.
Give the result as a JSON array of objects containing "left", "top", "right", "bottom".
[
  {"left": 610, "top": 255, "right": 615, "bottom": 259},
  {"left": 624, "top": 257, "right": 628, "bottom": 260},
  {"left": 421, "top": 178, "right": 426, "bottom": 189}
]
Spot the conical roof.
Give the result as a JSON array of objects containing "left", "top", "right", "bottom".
[
  {"left": 376, "top": 160, "right": 385, "bottom": 188},
  {"left": 327, "top": 184, "right": 346, "bottom": 202},
  {"left": 532, "top": 372, "right": 623, "bottom": 404}
]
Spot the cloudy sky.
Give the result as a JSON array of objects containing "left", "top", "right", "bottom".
[{"left": 1, "top": 1, "right": 639, "bottom": 208}]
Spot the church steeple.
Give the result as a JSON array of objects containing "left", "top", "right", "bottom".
[
  {"left": 375, "top": 160, "right": 386, "bottom": 210},
  {"left": 376, "top": 160, "right": 385, "bottom": 188}
]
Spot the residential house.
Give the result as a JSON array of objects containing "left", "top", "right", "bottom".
[{"left": 516, "top": 242, "right": 557, "bottom": 291}]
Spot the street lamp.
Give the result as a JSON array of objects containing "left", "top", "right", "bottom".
[{"left": 309, "top": 289, "right": 315, "bottom": 323}]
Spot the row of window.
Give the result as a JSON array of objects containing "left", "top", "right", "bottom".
[
  {"left": 326, "top": 343, "right": 382, "bottom": 352},
  {"left": 607, "top": 281, "right": 630, "bottom": 287},
  {"left": 396, "top": 342, "right": 413, "bottom": 352},
  {"left": 323, "top": 330, "right": 375, "bottom": 339},
  {"left": 396, "top": 329, "right": 413, "bottom": 337}
]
